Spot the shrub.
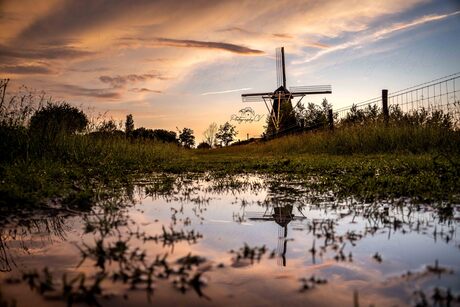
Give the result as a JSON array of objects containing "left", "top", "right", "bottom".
[{"left": 29, "top": 102, "right": 88, "bottom": 138}]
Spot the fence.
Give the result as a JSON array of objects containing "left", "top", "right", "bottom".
[{"left": 335, "top": 72, "right": 460, "bottom": 125}]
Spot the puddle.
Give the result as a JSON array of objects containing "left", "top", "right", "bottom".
[{"left": 0, "top": 174, "right": 459, "bottom": 306}]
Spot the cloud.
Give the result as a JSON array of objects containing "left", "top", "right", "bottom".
[
  {"left": 154, "top": 38, "right": 264, "bottom": 55},
  {"left": 201, "top": 87, "right": 252, "bottom": 95},
  {"left": 129, "top": 88, "right": 162, "bottom": 93},
  {"left": 12, "top": 0, "right": 152, "bottom": 44},
  {"left": 0, "top": 64, "right": 54, "bottom": 74},
  {"left": 219, "top": 27, "right": 294, "bottom": 40},
  {"left": 373, "top": 10, "right": 460, "bottom": 39},
  {"left": 99, "top": 73, "right": 167, "bottom": 88},
  {"left": 218, "top": 27, "right": 259, "bottom": 36},
  {"left": 303, "top": 42, "right": 330, "bottom": 49},
  {"left": 0, "top": 44, "right": 94, "bottom": 62},
  {"left": 52, "top": 83, "right": 121, "bottom": 99},
  {"left": 297, "top": 11, "right": 460, "bottom": 64},
  {"left": 68, "top": 67, "right": 110, "bottom": 73},
  {"left": 272, "top": 33, "right": 293, "bottom": 39}
]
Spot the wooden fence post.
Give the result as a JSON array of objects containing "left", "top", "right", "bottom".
[
  {"left": 328, "top": 109, "right": 334, "bottom": 130},
  {"left": 382, "top": 89, "right": 389, "bottom": 125}
]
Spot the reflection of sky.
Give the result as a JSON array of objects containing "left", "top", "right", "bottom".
[
  {"left": 1, "top": 1, "right": 459, "bottom": 140},
  {"left": 1, "top": 179, "right": 460, "bottom": 305}
]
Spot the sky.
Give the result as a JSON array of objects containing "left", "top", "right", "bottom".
[{"left": 1, "top": 0, "right": 459, "bottom": 141}]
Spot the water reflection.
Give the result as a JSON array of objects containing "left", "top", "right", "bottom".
[
  {"left": 0, "top": 174, "right": 459, "bottom": 306},
  {"left": 247, "top": 204, "right": 307, "bottom": 266}
]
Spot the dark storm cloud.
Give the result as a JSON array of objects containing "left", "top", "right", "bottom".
[
  {"left": 154, "top": 38, "right": 264, "bottom": 54},
  {"left": 53, "top": 84, "right": 121, "bottom": 99},
  {"left": 0, "top": 64, "right": 54, "bottom": 74},
  {"left": 99, "top": 74, "right": 167, "bottom": 88}
]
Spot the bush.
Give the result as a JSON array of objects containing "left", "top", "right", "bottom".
[
  {"left": 29, "top": 102, "right": 88, "bottom": 138},
  {"left": 197, "top": 142, "right": 211, "bottom": 149}
]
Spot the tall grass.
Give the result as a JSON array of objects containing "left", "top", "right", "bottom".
[
  {"left": 208, "top": 105, "right": 460, "bottom": 156},
  {"left": 243, "top": 124, "right": 459, "bottom": 156}
]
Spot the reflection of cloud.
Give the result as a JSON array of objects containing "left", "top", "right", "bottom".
[
  {"left": 154, "top": 38, "right": 264, "bottom": 55},
  {"left": 297, "top": 11, "right": 460, "bottom": 63},
  {"left": 201, "top": 87, "right": 252, "bottom": 95},
  {"left": 99, "top": 73, "right": 167, "bottom": 88}
]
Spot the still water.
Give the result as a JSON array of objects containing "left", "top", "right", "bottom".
[{"left": 1, "top": 174, "right": 459, "bottom": 306}]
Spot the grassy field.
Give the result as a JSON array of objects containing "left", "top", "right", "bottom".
[{"left": 1, "top": 122, "right": 459, "bottom": 208}]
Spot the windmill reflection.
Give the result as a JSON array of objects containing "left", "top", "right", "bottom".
[{"left": 248, "top": 204, "right": 306, "bottom": 266}]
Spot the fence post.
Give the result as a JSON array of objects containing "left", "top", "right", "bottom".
[
  {"left": 382, "top": 89, "right": 389, "bottom": 125},
  {"left": 328, "top": 109, "right": 334, "bottom": 130}
]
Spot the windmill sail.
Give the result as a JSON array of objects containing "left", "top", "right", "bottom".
[
  {"left": 289, "top": 85, "right": 332, "bottom": 96},
  {"left": 241, "top": 92, "right": 273, "bottom": 102},
  {"left": 276, "top": 47, "right": 287, "bottom": 88}
]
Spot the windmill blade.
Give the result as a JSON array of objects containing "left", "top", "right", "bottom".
[
  {"left": 241, "top": 92, "right": 273, "bottom": 102},
  {"left": 276, "top": 48, "right": 282, "bottom": 88},
  {"left": 290, "top": 85, "right": 332, "bottom": 96}
]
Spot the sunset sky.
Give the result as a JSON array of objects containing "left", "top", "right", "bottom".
[{"left": 1, "top": 0, "right": 459, "bottom": 141}]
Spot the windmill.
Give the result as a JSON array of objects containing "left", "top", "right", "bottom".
[{"left": 241, "top": 47, "right": 332, "bottom": 135}]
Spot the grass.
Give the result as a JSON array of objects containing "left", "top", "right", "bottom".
[{"left": 1, "top": 122, "right": 459, "bottom": 208}]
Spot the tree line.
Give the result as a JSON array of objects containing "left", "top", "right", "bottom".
[{"left": 0, "top": 78, "right": 239, "bottom": 152}]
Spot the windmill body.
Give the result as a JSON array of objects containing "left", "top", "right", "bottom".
[{"left": 242, "top": 47, "right": 332, "bottom": 136}]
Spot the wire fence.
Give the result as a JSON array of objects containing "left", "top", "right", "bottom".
[{"left": 335, "top": 72, "right": 460, "bottom": 124}]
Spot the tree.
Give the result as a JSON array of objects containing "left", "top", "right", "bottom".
[
  {"left": 153, "top": 129, "right": 177, "bottom": 143},
  {"left": 197, "top": 142, "right": 211, "bottom": 149},
  {"left": 125, "top": 114, "right": 134, "bottom": 137},
  {"left": 97, "top": 119, "right": 118, "bottom": 133},
  {"left": 29, "top": 102, "right": 88, "bottom": 137},
  {"left": 132, "top": 127, "right": 155, "bottom": 139},
  {"left": 178, "top": 127, "right": 195, "bottom": 148},
  {"left": 297, "top": 98, "right": 332, "bottom": 129},
  {"left": 203, "top": 122, "right": 218, "bottom": 147},
  {"left": 215, "top": 122, "right": 237, "bottom": 146},
  {"left": 130, "top": 128, "right": 177, "bottom": 143}
]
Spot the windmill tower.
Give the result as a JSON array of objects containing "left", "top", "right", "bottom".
[{"left": 242, "top": 47, "right": 332, "bottom": 136}]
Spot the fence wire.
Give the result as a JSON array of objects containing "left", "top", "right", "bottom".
[{"left": 335, "top": 72, "right": 460, "bottom": 124}]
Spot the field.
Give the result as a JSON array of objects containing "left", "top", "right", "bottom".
[
  {"left": 1, "top": 97, "right": 459, "bottom": 306},
  {"left": 1, "top": 120, "right": 459, "bottom": 208}
]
